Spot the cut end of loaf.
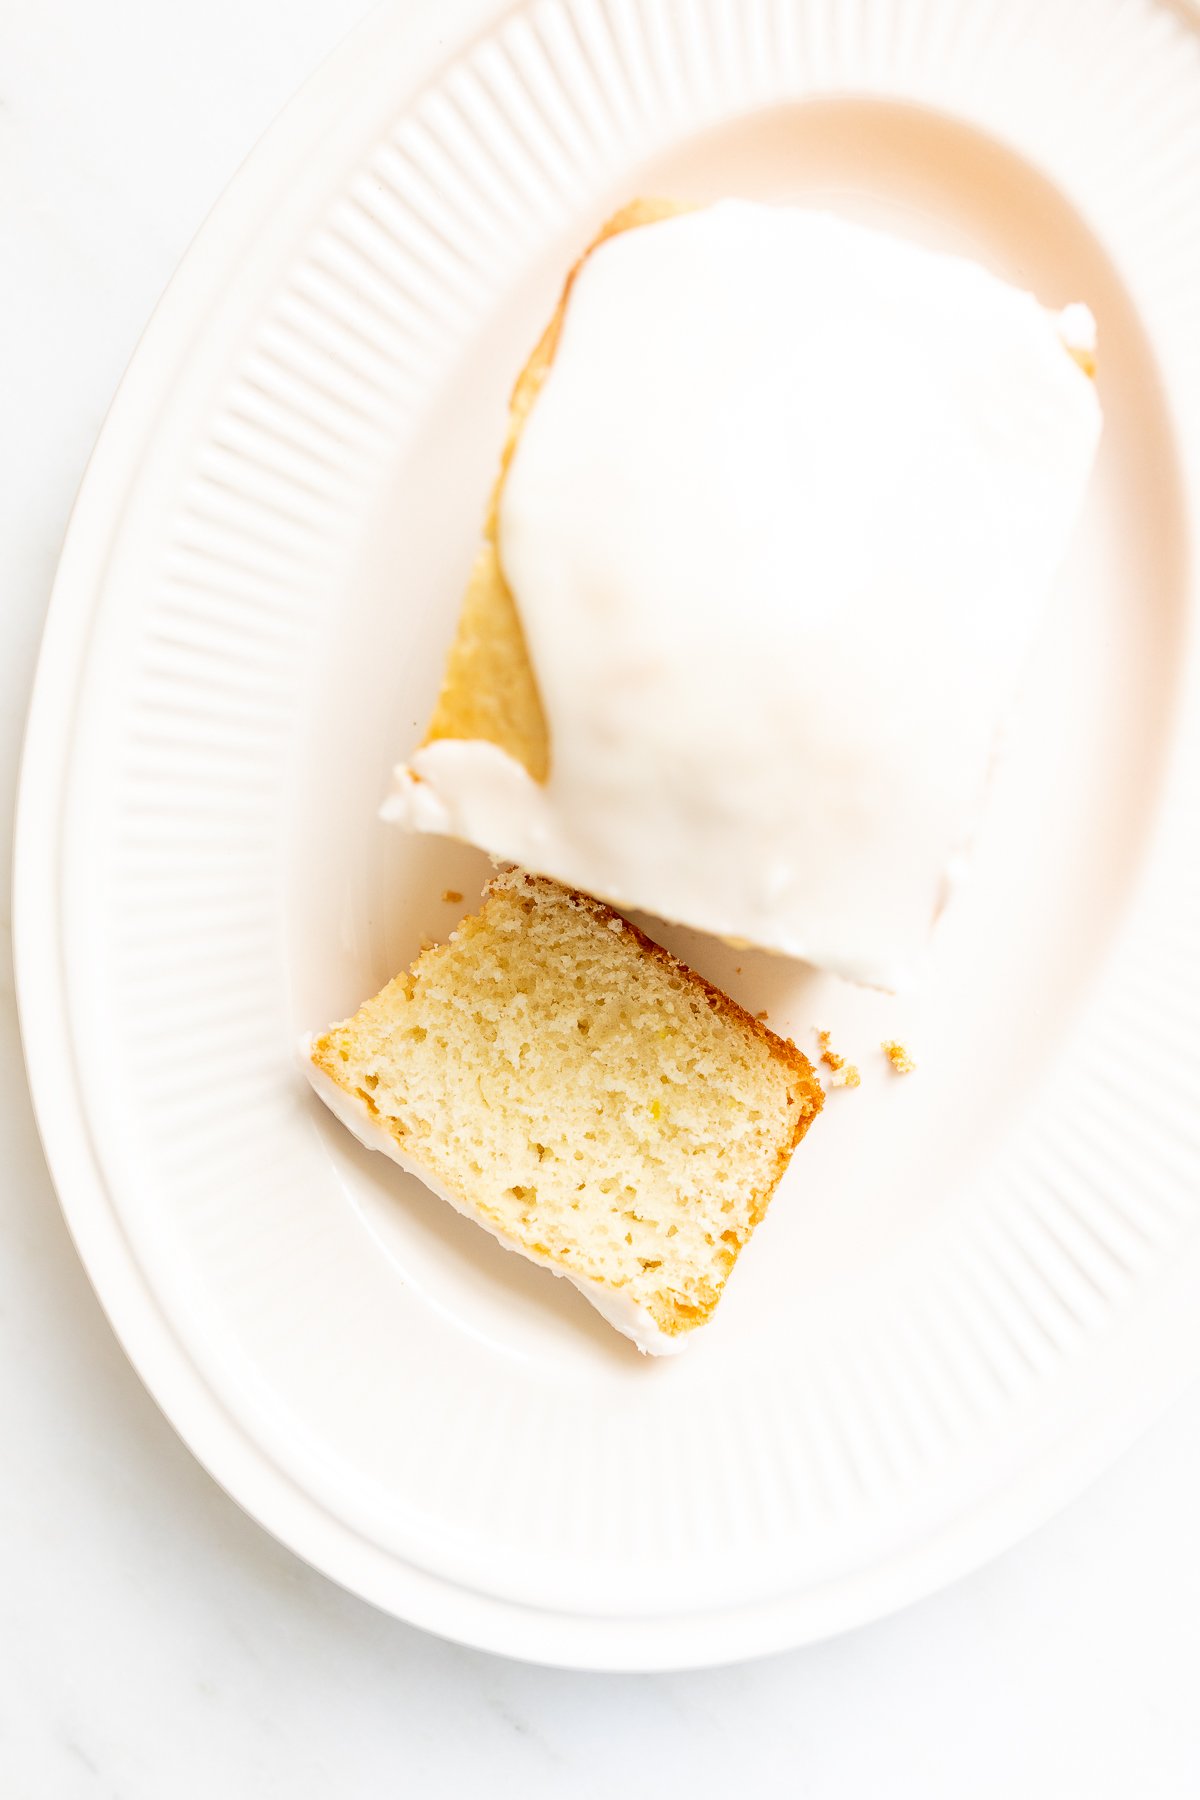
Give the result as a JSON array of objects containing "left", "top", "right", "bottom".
[{"left": 307, "top": 869, "right": 822, "bottom": 1351}]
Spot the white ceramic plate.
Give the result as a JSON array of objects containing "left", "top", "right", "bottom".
[{"left": 15, "top": 0, "right": 1200, "bottom": 1670}]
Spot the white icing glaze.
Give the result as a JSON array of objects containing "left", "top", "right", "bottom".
[
  {"left": 1057, "top": 300, "right": 1098, "bottom": 355},
  {"left": 386, "top": 203, "right": 1102, "bottom": 989},
  {"left": 301, "top": 1038, "right": 685, "bottom": 1356}
]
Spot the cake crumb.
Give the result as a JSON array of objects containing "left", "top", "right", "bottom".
[
  {"left": 755, "top": 1010, "right": 769, "bottom": 1022},
  {"left": 882, "top": 1039, "right": 917, "bottom": 1075},
  {"left": 442, "top": 889, "right": 463, "bottom": 905},
  {"left": 815, "top": 1026, "right": 858, "bottom": 1089},
  {"left": 419, "top": 935, "right": 436, "bottom": 954}
]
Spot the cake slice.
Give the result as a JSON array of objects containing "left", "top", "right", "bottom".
[{"left": 305, "top": 868, "right": 823, "bottom": 1353}]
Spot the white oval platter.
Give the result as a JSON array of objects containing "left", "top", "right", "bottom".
[{"left": 15, "top": 0, "right": 1200, "bottom": 1668}]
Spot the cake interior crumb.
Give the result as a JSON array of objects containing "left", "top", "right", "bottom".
[{"left": 881, "top": 1039, "right": 917, "bottom": 1075}]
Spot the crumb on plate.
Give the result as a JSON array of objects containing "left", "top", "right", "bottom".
[
  {"left": 815, "top": 1026, "right": 859, "bottom": 1090},
  {"left": 881, "top": 1039, "right": 917, "bottom": 1075}
]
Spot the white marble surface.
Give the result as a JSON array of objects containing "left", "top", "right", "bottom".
[{"left": 3, "top": 2, "right": 1200, "bottom": 1792}]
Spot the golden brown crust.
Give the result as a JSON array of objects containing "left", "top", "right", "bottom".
[{"left": 422, "top": 198, "right": 691, "bottom": 785}]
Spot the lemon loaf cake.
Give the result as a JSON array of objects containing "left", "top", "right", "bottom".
[
  {"left": 305, "top": 868, "right": 823, "bottom": 1353},
  {"left": 385, "top": 199, "right": 1102, "bottom": 991}
]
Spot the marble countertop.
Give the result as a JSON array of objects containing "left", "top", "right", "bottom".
[{"left": 3, "top": 3, "right": 1199, "bottom": 1793}]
